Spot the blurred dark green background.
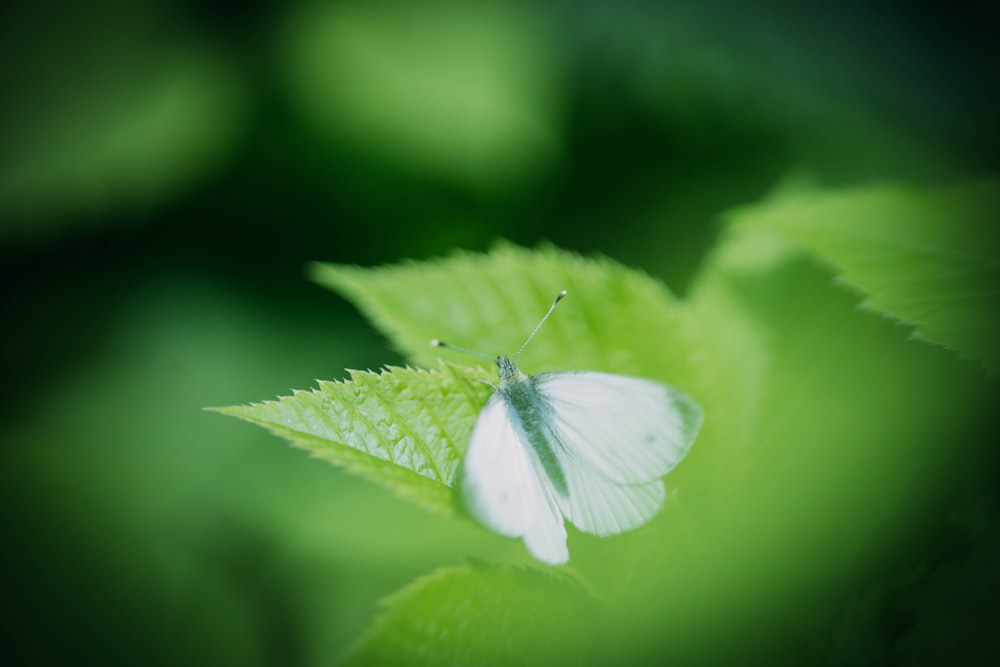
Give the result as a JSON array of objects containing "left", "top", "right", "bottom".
[{"left": 1, "top": 1, "right": 998, "bottom": 665}]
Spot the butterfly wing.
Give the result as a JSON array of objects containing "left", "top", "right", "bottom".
[
  {"left": 536, "top": 371, "right": 703, "bottom": 485},
  {"left": 556, "top": 462, "right": 666, "bottom": 537},
  {"left": 532, "top": 371, "right": 701, "bottom": 537},
  {"left": 521, "top": 481, "right": 569, "bottom": 565},
  {"left": 461, "top": 392, "right": 568, "bottom": 564},
  {"left": 461, "top": 372, "right": 701, "bottom": 556}
]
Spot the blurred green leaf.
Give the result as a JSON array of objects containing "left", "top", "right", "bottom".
[
  {"left": 595, "top": 223, "right": 996, "bottom": 662},
  {"left": 278, "top": 1, "right": 561, "bottom": 192},
  {"left": 214, "top": 364, "right": 493, "bottom": 515},
  {"left": 730, "top": 180, "right": 1000, "bottom": 373},
  {"left": 344, "top": 564, "right": 597, "bottom": 667},
  {"left": 0, "top": 50, "right": 245, "bottom": 235},
  {"left": 0, "top": 5, "right": 246, "bottom": 237}
]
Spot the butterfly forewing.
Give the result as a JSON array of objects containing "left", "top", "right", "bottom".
[
  {"left": 535, "top": 372, "right": 703, "bottom": 485},
  {"left": 462, "top": 393, "right": 568, "bottom": 564}
]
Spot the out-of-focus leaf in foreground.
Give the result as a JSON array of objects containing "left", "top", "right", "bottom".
[
  {"left": 730, "top": 180, "right": 1000, "bottom": 373},
  {"left": 344, "top": 565, "right": 597, "bottom": 667}
]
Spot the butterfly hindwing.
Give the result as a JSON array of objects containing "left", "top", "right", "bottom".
[{"left": 553, "top": 454, "right": 667, "bottom": 536}]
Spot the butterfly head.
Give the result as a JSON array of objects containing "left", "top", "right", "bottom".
[{"left": 496, "top": 354, "right": 524, "bottom": 384}]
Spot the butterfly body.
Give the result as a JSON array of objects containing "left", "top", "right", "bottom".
[{"left": 493, "top": 356, "right": 570, "bottom": 499}]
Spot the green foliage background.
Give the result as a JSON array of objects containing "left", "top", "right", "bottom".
[{"left": 2, "top": 1, "right": 998, "bottom": 665}]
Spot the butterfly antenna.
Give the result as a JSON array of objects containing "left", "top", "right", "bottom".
[
  {"left": 431, "top": 339, "right": 497, "bottom": 362},
  {"left": 513, "top": 290, "right": 567, "bottom": 361}
]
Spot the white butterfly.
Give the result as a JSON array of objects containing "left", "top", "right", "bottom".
[{"left": 433, "top": 290, "right": 703, "bottom": 565}]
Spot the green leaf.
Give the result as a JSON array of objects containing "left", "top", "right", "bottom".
[
  {"left": 219, "top": 241, "right": 709, "bottom": 557},
  {"left": 343, "top": 564, "right": 598, "bottom": 667},
  {"left": 212, "top": 364, "right": 493, "bottom": 514},
  {"left": 310, "top": 242, "right": 705, "bottom": 391},
  {"left": 729, "top": 180, "right": 1000, "bottom": 373}
]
